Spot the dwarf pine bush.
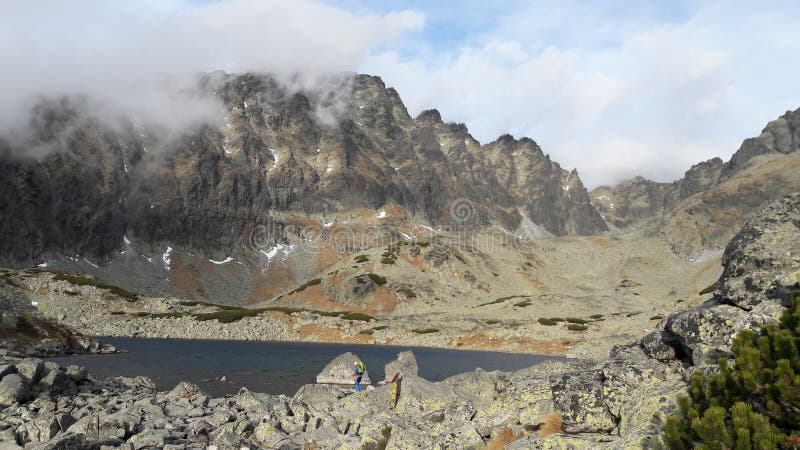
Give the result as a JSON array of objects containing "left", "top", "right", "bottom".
[{"left": 664, "top": 290, "right": 800, "bottom": 449}]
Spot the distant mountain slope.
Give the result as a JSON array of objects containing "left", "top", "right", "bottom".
[
  {"left": 591, "top": 107, "right": 800, "bottom": 256},
  {"left": 0, "top": 73, "right": 605, "bottom": 268}
]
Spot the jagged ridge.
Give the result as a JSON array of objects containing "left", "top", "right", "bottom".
[{"left": 0, "top": 73, "right": 605, "bottom": 267}]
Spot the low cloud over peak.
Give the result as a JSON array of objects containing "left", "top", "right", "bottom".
[{"left": 0, "top": 0, "right": 423, "bottom": 132}]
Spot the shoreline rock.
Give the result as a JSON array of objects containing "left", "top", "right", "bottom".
[{"left": 314, "top": 352, "right": 372, "bottom": 386}]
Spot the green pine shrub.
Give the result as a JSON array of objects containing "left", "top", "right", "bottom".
[
  {"left": 566, "top": 318, "right": 587, "bottom": 324},
  {"left": 664, "top": 289, "right": 800, "bottom": 449},
  {"left": 52, "top": 272, "right": 138, "bottom": 301},
  {"left": 340, "top": 312, "right": 375, "bottom": 322},
  {"left": 699, "top": 281, "right": 718, "bottom": 295},
  {"left": 367, "top": 273, "right": 387, "bottom": 285},
  {"left": 397, "top": 287, "right": 416, "bottom": 298},
  {"left": 150, "top": 312, "right": 185, "bottom": 319}
]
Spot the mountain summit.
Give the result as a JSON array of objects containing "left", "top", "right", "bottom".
[{"left": 0, "top": 73, "right": 604, "bottom": 265}]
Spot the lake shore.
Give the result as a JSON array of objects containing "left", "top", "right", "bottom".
[
  {"left": 13, "top": 269, "right": 702, "bottom": 359},
  {"left": 49, "top": 336, "right": 567, "bottom": 397}
]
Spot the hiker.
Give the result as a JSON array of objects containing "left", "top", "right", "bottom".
[{"left": 352, "top": 360, "right": 366, "bottom": 392}]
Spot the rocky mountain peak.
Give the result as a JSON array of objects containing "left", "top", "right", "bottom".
[
  {"left": 414, "top": 108, "right": 443, "bottom": 124},
  {"left": 591, "top": 106, "right": 800, "bottom": 256},
  {"left": 0, "top": 71, "right": 609, "bottom": 301}
]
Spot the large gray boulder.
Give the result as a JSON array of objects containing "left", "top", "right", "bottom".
[
  {"left": 0, "top": 373, "right": 29, "bottom": 407},
  {"left": 166, "top": 381, "right": 201, "bottom": 401},
  {"left": 315, "top": 352, "right": 371, "bottom": 385},
  {"left": 15, "top": 358, "right": 44, "bottom": 384},
  {"left": 251, "top": 421, "right": 290, "bottom": 448},
  {"left": 384, "top": 350, "right": 418, "bottom": 382},
  {"left": 650, "top": 193, "right": 800, "bottom": 366},
  {"left": 715, "top": 192, "right": 800, "bottom": 309},
  {"left": 39, "top": 367, "right": 76, "bottom": 396},
  {"left": 289, "top": 384, "right": 346, "bottom": 418},
  {"left": 552, "top": 370, "right": 615, "bottom": 433}
]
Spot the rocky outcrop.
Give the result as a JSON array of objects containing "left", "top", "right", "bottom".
[
  {"left": 0, "top": 277, "right": 115, "bottom": 358},
  {"left": 384, "top": 350, "right": 418, "bottom": 381},
  {"left": 642, "top": 193, "right": 799, "bottom": 366},
  {"left": 720, "top": 108, "right": 800, "bottom": 179},
  {"left": 314, "top": 352, "right": 371, "bottom": 386}
]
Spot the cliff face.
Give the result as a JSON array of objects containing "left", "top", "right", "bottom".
[
  {"left": 0, "top": 73, "right": 605, "bottom": 269},
  {"left": 591, "top": 108, "right": 800, "bottom": 256}
]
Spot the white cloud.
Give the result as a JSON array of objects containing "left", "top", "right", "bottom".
[
  {"left": 0, "top": 0, "right": 423, "bottom": 132},
  {"left": 363, "top": 1, "right": 800, "bottom": 188}
]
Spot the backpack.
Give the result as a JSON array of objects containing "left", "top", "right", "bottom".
[{"left": 355, "top": 361, "right": 365, "bottom": 374}]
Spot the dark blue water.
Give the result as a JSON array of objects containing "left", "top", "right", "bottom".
[{"left": 51, "top": 337, "right": 564, "bottom": 396}]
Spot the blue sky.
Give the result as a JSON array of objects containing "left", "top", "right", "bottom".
[
  {"left": 338, "top": 0, "right": 800, "bottom": 186},
  {"left": 3, "top": 0, "right": 799, "bottom": 187}
]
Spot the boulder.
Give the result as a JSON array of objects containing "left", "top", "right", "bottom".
[
  {"left": 113, "top": 376, "right": 156, "bottom": 390},
  {"left": 127, "top": 429, "right": 168, "bottom": 450},
  {"left": 441, "top": 368, "right": 503, "bottom": 410},
  {"left": 384, "top": 350, "right": 418, "bottom": 382},
  {"left": 602, "top": 344, "right": 683, "bottom": 420},
  {"left": 39, "top": 368, "right": 76, "bottom": 395},
  {"left": 550, "top": 370, "right": 616, "bottom": 433},
  {"left": 166, "top": 381, "right": 201, "bottom": 401},
  {"left": 715, "top": 193, "right": 800, "bottom": 310},
  {"left": 289, "top": 384, "right": 346, "bottom": 419},
  {"left": 208, "top": 419, "right": 252, "bottom": 447},
  {"left": 0, "top": 374, "right": 29, "bottom": 407},
  {"left": 65, "top": 365, "right": 88, "bottom": 382},
  {"left": 664, "top": 299, "right": 781, "bottom": 366},
  {"left": 232, "top": 387, "right": 284, "bottom": 416},
  {"left": 14, "top": 414, "right": 61, "bottom": 445},
  {"left": 22, "top": 433, "right": 86, "bottom": 450},
  {"left": 251, "top": 421, "right": 290, "bottom": 448},
  {"left": 0, "top": 364, "right": 16, "bottom": 379},
  {"left": 315, "top": 352, "right": 371, "bottom": 385},
  {"left": 15, "top": 358, "right": 44, "bottom": 384},
  {"left": 393, "top": 375, "right": 465, "bottom": 414},
  {"left": 638, "top": 331, "right": 678, "bottom": 361},
  {"left": 658, "top": 193, "right": 800, "bottom": 366},
  {"left": 73, "top": 336, "right": 101, "bottom": 353},
  {"left": 433, "top": 423, "right": 486, "bottom": 450}
]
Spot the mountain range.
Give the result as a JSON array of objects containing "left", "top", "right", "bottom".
[{"left": 0, "top": 72, "right": 797, "bottom": 303}]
